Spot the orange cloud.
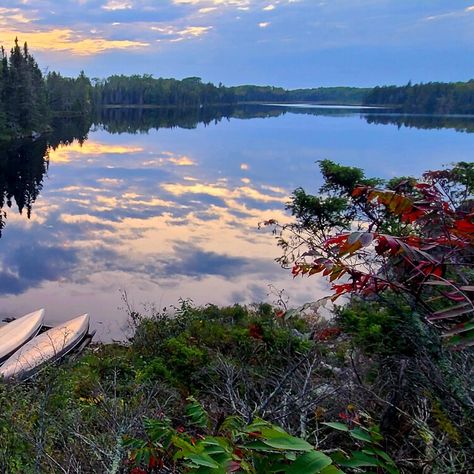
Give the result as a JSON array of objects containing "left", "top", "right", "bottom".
[
  {"left": 0, "top": 28, "right": 149, "bottom": 55},
  {"left": 49, "top": 141, "right": 144, "bottom": 163}
]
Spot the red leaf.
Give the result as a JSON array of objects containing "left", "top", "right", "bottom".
[
  {"left": 352, "top": 186, "right": 368, "bottom": 197},
  {"left": 229, "top": 461, "right": 242, "bottom": 472},
  {"left": 248, "top": 323, "right": 264, "bottom": 340},
  {"left": 131, "top": 469, "right": 147, "bottom": 474},
  {"left": 441, "top": 291, "right": 467, "bottom": 303},
  {"left": 454, "top": 218, "right": 474, "bottom": 234}
]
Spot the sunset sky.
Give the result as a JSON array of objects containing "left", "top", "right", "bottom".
[{"left": 0, "top": 0, "right": 472, "bottom": 87}]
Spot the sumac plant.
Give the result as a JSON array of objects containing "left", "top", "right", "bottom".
[
  {"left": 264, "top": 160, "right": 474, "bottom": 348},
  {"left": 124, "top": 397, "right": 398, "bottom": 473}
]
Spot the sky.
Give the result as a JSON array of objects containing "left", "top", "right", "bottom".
[{"left": 0, "top": 0, "right": 473, "bottom": 88}]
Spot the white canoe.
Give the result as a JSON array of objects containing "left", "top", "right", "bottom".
[
  {"left": 0, "top": 313, "right": 90, "bottom": 380},
  {"left": 0, "top": 309, "right": 45, "bottom": 363}
]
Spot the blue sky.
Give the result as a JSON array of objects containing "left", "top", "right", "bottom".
[{"left": 0, "top": 0, "right": 473, "bottom": 88}]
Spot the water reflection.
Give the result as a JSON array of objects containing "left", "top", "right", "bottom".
[
  {"left": 94, "top": 104, "right": 474, "bottom": 135},
  {"left": 0, "top": 137, "right": 49, "bottom": 236},
  {"left": 364, "top": 113, "right": 474, "bottom": 134},
  {"left": 0, "top": 105, "right": 473, "bottom": 340}
]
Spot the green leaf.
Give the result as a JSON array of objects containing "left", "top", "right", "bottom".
[
  {"left": 321, "top": 466, "right": 346, "bottom": 474},
  {"left": 349, "top": 428, "right": 373, "bottom": 443},
  {"left": 285, "top": 451, "right": 333, "bottom": 473},
  {"left": 186, "top": 453, "right": 220, "bottom": 469},
  {"left": 244, "top": 440, "right": 278, "bottom": 452},
  {"left": 172, "top": 434, "right": 198, "bottom": 454},
  {"left": 260, "top": 426, "right": 288, "bottom": 438},
  {"left": 340, "top": 451, "right": 380, "bottom": 468},
  {"left": 321, "top": 422, "right": 349, "bottom": 432},
  {"left": 372, "top": 447, "right": 397, "bottom": 465},
  {"left": 244, "top": 419, "right": 272, "bottom": 432},
  {"left": 261, "top": 436, "right": 314, "bottom": 451},
  {"left": 186, "top": 396, "right": 209, "bottom": 429}
]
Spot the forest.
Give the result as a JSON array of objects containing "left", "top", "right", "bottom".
[
  {"left": 2, "top": 40, "right": 474, "bottom": 142},
  {"left": 364, "top": 80, "right": 474, "bottom": 113}
]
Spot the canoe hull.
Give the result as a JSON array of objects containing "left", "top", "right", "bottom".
[
  {"left": 0, "top": 309, "right": 45, "bottom": 363},
  {"left": 0, "top": 313, "right": 90, "bottom": 380}
]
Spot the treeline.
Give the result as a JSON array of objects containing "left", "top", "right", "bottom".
[
  {"left": 228, "top": 85, "right": 370, "bottom": 104},
  {"left": 364, "top": 80, "right": 474, "bottom": 113},
  {"left": 0, "top": 39, "right": 48, "bottom": 140},
  {"left": 0, "top": 39, "right": 94, "bottom": 140},
  {"left": 94, "top": 78, "right": 370, "bottom": 107},
  {"left": 45, "top": 71, "right": 93, "bottom": 115},
  {"left": 93, "top": 75, "right": 235, "bottom": 107}
]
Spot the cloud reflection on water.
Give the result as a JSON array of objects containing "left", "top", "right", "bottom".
[
  {"left": 0, "top": 131, "right": 324, "bottom": 339},
  {"left": 1, "top": 109, "right": 472, "bottom": 339}
]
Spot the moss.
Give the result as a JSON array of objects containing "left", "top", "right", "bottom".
[{"left": 432, "top": 399, "right": 461, "bottom": 445}]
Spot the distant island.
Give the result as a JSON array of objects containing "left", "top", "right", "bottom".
[{"left": 1, "top": 39, "right": 474, "bottom": 140}]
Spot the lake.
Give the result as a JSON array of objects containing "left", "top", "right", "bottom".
[{"left": 0, "top": 105, "right": 473, "bottom": 340}]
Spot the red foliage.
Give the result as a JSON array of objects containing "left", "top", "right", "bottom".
[
  {"left": 130, "top": 468, "right": 147, "bottom": 474},
  {"left": 315, "top": 327, "right": 341, "bottom": 341},
  {"left": 289, "top": 172, "right": 474, "bottom": 347},
  {"left": 248, "top": 323, "right": 264, "bottom": 340}
]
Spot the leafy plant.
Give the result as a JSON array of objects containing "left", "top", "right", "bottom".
[
  {"left": 265, "top": 161, "right": 474, "bottom": 348},
  {"left": 124, "top": 398, "right": 399, "bottom": 473}
]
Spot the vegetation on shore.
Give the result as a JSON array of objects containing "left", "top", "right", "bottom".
[
  {"left": 0, "top": 161, "right": 472, "bottom": 473},
  {"left": 364, "top": 80, "right": 474, "bottom": 114}
]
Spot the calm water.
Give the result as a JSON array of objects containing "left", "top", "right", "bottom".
[{"left": 0, "top": 105, "right": 473, "bottom": 340}]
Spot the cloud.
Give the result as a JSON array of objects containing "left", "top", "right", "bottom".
[
  {"left": 161, "top": 181, "right": 287, "bottom": 204},
  {"left": 423, "top": 4, "right": 474, "bottom": 22},
  {"left": 0, "top": 243, "right": 79, "bottom": 295},
  {"left": 173, "top": 0, "right": 251, "bottom": 7},
  {"left": 198, "top": 7, "right": 218, "bottom": 13},
  {"left": 258, "top": 21, "right": 270, "bottom": 27},
  {"left": 167, "top": 155, "right": 197, "bottom": 165},
  {"left": 102, "top": 0, "right": 133, "bottom": 10},
  {"left": 162, "top": 243, "right": 255, "bottom": 279},
  {"left": 0, "top": 7, "right": 37, "bottom": 25},
  {"left": 151, "top": 24, "right": 212, "bottom": 41},
  {"left": 178, "top": 26, "right": 213, "bottom": 36},
  {"left": 0, "top": 28, "right": 149, "bottom": 55},
  {"left": 49, "top": 141, "right": 144, "bottom": 163}
]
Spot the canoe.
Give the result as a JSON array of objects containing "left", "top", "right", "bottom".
[
  {"left": 0, "top": 309, "right": 45, "bottom": 363},
  {"left": 0, "top": 313, "right": 90, "bottom": 380}
]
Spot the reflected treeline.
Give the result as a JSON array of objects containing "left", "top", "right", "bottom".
[
  {"left": 93, "top": 104, "right": 474, "bottom": 135},
  {"left": 0, "top": 116, "right": 91, "bottom": 236},
  {"left": 256, "top": 105, "right": 474, "bottom": 133},
  {"left": 93, "top": 104, "right": 367, "bottom": 133},
  {"left": 94, "top": 105, "right": 238, "bottom": 134},
  {"left": 0, "top": 137, "right": 48, "bottom": 235},
  {"left": 364, "top": 114, "right": 474, "bottom": 134}
]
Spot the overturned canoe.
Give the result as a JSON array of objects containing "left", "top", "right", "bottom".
[
  {"left": 0, "top": 309, "right": 45, "bottom": 364},
  {"left": 0, "top": 313, "right": 90, "bottom": 380}
]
